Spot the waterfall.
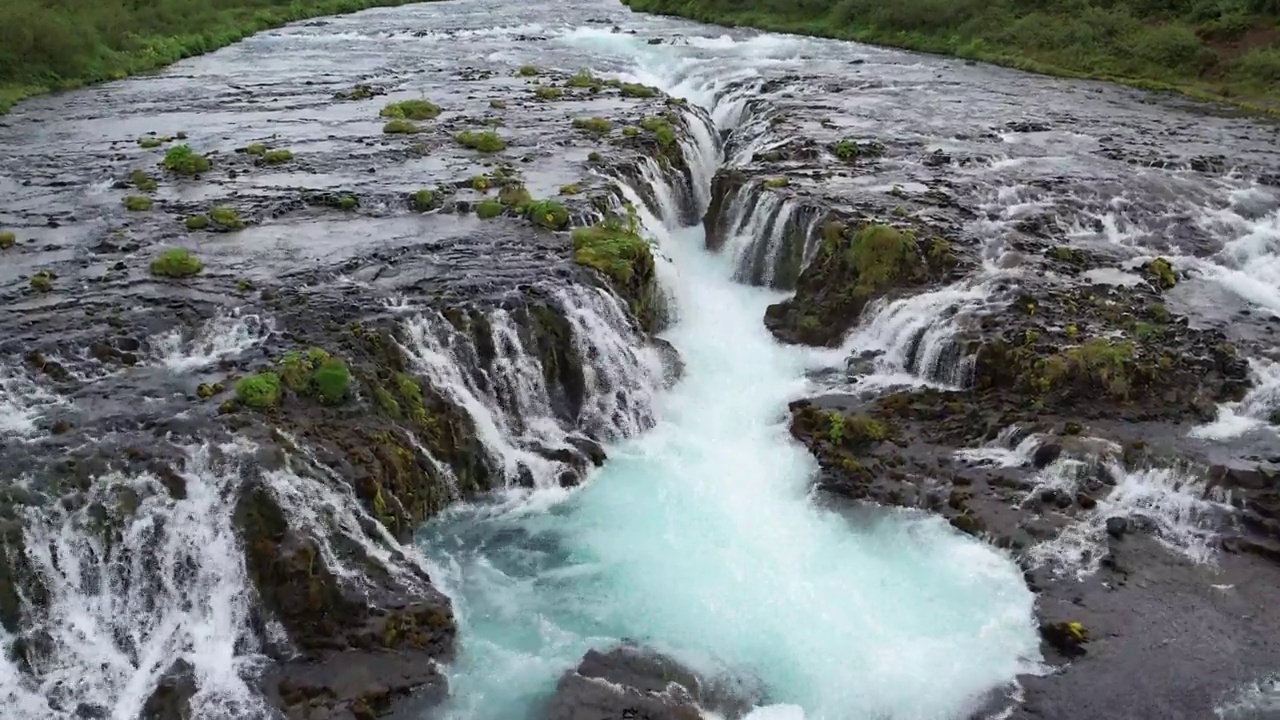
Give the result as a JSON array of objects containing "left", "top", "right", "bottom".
[
  {"left": 400, "top": 292, "right": 662, "bottom": 490},
  {"left": 1, "top": 443, "right": 267, "bottom": 720}
]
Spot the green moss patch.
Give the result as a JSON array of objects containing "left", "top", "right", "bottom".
[
  {"left": 162, "top": 145, "right": 211, "bottom": 176},
  {"left": 123, "top": 195, "right": 153, "bottom": 211},
  {"left": 278, "top": 348, "right": 351, "bottom": 404},
  {"left": 1145, "top": 257, "right": 1176, "bottom": 290},
  {"left": 619, "top": 82, "right": 659, "bottom": 98},
  {"left": 517, "top": 65, "right": 541, "bottom": 77},
  {"left": 525, "top": 199, "right": 570, "bottom": 230},
  {"left": 150, "top": 248, "right": 203, "bottom": 277},
  {"left": 236, "top": 372, "right": 281, "bottom": 409},
  {"left": 572, "top": 220, "right": 652, "bottom": 285},
  {"left": 412, "top": 189, "right": 434, "bottom": 211},
  {"left": 533, "top": 86, "right": 564, "bottom": 101},
  {"left": 30, "top": 270, "right": 54, "bottom": 293},
  {"left": 185, "top": 215, "right": 210, "bottom": 230},
  {"left": 210, "top": 206, "right": 244, "bottom": 230},
  {"left": 566, "top": 69, "right": 603, "bottom": 89},
  {"left": 476, "top": 199, "right": 504, "bottom": 219},
  {"left": 380, "top": 99, "right": 442, "bottom": 120},
  {"left": 0, "top": 231, "right": 15, "bottom": 250},
  {"left": 130, "top": 169, "right": 158, "bottom": 192},
  {"left": 456, "top": 130, "right": 506, "bottom": 153},
  {"left": 572, "top": 117, "right": 613, "bottom": 135},
  {"left": 383, "top": 118, "right": 420, "bottom": 134},
  {"left": 833, "top": 139, "right": 885, "bottom": 161},
  {"left": 245, "top": 143, "right": 268, "bottom": 156},
  {"left": 261, "top": 149, "right": 293, "bottom": 165},
  {"left": 559, "top": 184, "right": 582, "bottom": 196},
  {"left": 498, "top": 183, "right": 531, "bottom": 208}
]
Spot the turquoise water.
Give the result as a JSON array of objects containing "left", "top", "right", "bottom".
[{"left": 420, "top": 224, "right": 1040, "bottom": 718}]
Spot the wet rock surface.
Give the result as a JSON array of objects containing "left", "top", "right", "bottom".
[{"left": 545, "top": 645, "right": 759, "bottom": 720}]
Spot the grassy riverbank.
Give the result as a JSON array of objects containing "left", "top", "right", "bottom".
[
  {"left": 623, "top": 0, "right": 1280, "bottom": 113},
  {"left": 0, "top": 0, "right": 427, "bottom": 113}
]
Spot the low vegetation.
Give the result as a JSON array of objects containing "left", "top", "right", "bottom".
[
  {"left": 0, "top": 231, "right": 15, "bottom": 249},
  {"left": 210, "top": 206, "right": 244, "bottom": 230},
  {"left": 622, "top": 0, "right": 1280, "bottom": 110},
  {"left": 162, "top": 145, "right": 211, "bottom": 176},
  {"left": 380, "top": 98, "right": 442, "bottom": 120},
  {"left": 476, "top": 199, "right": 504, "bottom": 219},
  {"left": 30, "top": 270, "right": 54, "bottom": 293},
  {"left": 456, "top": 129, "right": 507, "bottom": 153},
  {"left": 573, "top": 117, "right": 614, "bottom": 134},
  {"left": 149, "top": 247, "right": 203, "bottom": 277},
  {"left": 0, "top": 0, "right": 427, "bottom": 113},
  {"left": 412, "top": 189, "right": 434, "bottom": 211},
  {"left": 279, "top": 348, "right": 351, "bottom": 404},
  {"left": 235, "top": 372, "right": 281, "bottom": 409},
  {"left": 525, "top": 199, "right": 570, "bottom": 230},
  {"left": 123, "top": 195, "right": 153, "bottom": 211},
  {"left": 130, "top": 169, "right": 158, "bottom": 191},
  {"left": 185, "top": 215, "right": 210, "bottom": 230},
  {"left": 383, "top": 118, "right": 420, "bottom": 134}
]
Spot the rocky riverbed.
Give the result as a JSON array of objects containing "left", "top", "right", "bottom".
[{"left": 2, "top": 1, "right": 1280, "bottom": 719}]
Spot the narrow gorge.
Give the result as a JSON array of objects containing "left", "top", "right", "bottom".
[{"left": 2, "top": 2, "right": 1280, "bottom": 720}]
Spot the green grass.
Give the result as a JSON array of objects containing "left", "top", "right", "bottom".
[
  {"left": 525, "top": 199, "right": 570, "bottom": 230},
  {"left": 0, "top": 0, "right": 440, "bottom": 114},
  {"left": 622, "top": 0, "right": 1280, "bottom": 113},
  {"left": 261, "top": 149, "right": 293, "bottom": 165},
  {"left": 572, "top": 219, "right": 653, "bottom": 285},
  {"left": 235, "top": 372, "right": 281, "bottom": 409}
]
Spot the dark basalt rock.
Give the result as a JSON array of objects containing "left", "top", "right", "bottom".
[
  {"left": 545, "top": 645, "right": 760, "bottom": 720},
  {"left": 140, "top": 660, "right": 197, "bottom": 720}
]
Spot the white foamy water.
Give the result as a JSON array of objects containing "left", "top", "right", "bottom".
[
  {"left": 1028, "top": 459, "right": 1233, "bottom": 577},
  {"left": 152, "top": 310, "right": 275, "bottom": 372},
  {"left": 0, "top": 364, "right": 65, "bottom": 438},
  {"left": 0, "top": 443, "right": 267, "bottom": 720},
  {"left": 1192, "top": 357, "right": 1280, "bottom": 441}
]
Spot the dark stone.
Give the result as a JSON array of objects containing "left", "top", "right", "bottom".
[
  {"left": 544, "top": 645, "right": 759, "bottom": 720},
  {"left": 140, "top": 659, "right": 197, "bottom": 720},
  {"left": 1032, "top": 442, "right": 1063, "bottom": 469}
]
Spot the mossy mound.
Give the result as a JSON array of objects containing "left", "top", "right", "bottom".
[
  {"left": 833, "top": 139, "right": 886, "bottom": 161},
  {"left": 476, "top": 199, "right": 504, "bottom": 219},
  {"left": 278, "top": 348, "right": 351, "bottom": 405},
  {"left": 149, "top": 248, "right": 203, "bottom": 277},
  {"left": 30, "top": 270, "right": 54, "bottom": 293},
  {"left": 130, "top": 169, "right": 158, "bottom": 192},
  {"left": 517, "top": 65, "right": 541, "bottom": 76},
  {"left": 619, "top": 82, "right": 659, "bottom": 98},
  {"left": 185, "top": 214, "right": 210, "bottom": 230},
  {"left": 162, "top": 145, "right": 211, "bottom": 176},
  {"left": 138, "top": 136, "right": 165, "bottom": 149},
  {"left": 572, "top": 214, "right": 662, "bottom": 332},
  {"left": 210, "top": 206, "right": 244, "bottom": 230},
  {"left": 525, "top": 199, "right": 570, "bottom": 231},
  {"left": 572, "top": 117, "right": 613, "bottom": 135},
  {"left": 456, "top": 130, "right": 506, "bottom": 153},
  {"left": 765, "top": 222, "right": 956, "bottom": 346},
  {"left": 0, "top": 231, "right": 15, "bottom": 250},
  {"left": 380, "top": 99, "right": 442, "bottom": 121},
  {"left": 412, "top": 189, "right": 434, "bottom": 211},
  {"left": 533, "top": 86, "right": 564, "bottom": 101},
  {"left": 235, "top": 372, "right": 281, "bottom": 409},
  {"left": 123, "top": 195, "right": 153, "bottom": 211},
  {"left": 1145, "top": 257, "right": 1177, "bottom": 290},
  {"left": 261, "top": 149, "right": 293, "bottom": 165},
  {"left": 383, "top": 119, "right": 420, "bottom": 134},
  {"left": 498, "top": 183, "right": 531, "bottom": 208},
  {"left": 245, "top": 143, "right": 268, "bottom": 156}
]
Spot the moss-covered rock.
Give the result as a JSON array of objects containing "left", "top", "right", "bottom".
[
  {"left": 380, "top": 99, "right": 442, "bottom": 120},
  {"left": 236, "top": 373, "right": 282, "bottom": 409},
  {"left": 261, "top": 149, "right": 294, "bottom": 165},
  {"left": 533, "top": 86, "right": 564, "bottom": 101},
  {"left": 0, "top": 231, "right": 15, "bottom": 250},
  {"left": 572, "top": 214, "right": 662, "bottom": 332},
  {"left": 572, "top": 117, "right": 613, "bottom": 135},
  {"left": 765, "top": 222, "right": 955, "bottom": 346},
  {"left": 525, "top": 199, "right": 570, "bottom": 231},
  {"left": 150, "top": 248, "right": 203, "bottom": 277},
  {"left": 383, "top": 119, "right": 420, "bottom": 134},
  {"left": 185, "top": 214, "right": 210, "bottom": 230},
  {"left": 1145, "top": 257, "right": 1176, "bottom": 290},
  {"left": 456, "top": 129, "right": 506, "bottom": 153},
  {"left": 123, "top": 195, "right": 153, "bottom": 211},
  {"left": 162, "top": 145, "right": 211, "bottom": 176},
  {"left": 476, "top": 199, "right": 504, "bottom": 219},
  {"left": 210, "top": 206, "right": 244, "bottom": 230},
  {"left": 412, "top": 189, "right": 435, "bottom": 211},
  {"left": 30, "top": 270, "right": 54, "bottom": 293}
]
